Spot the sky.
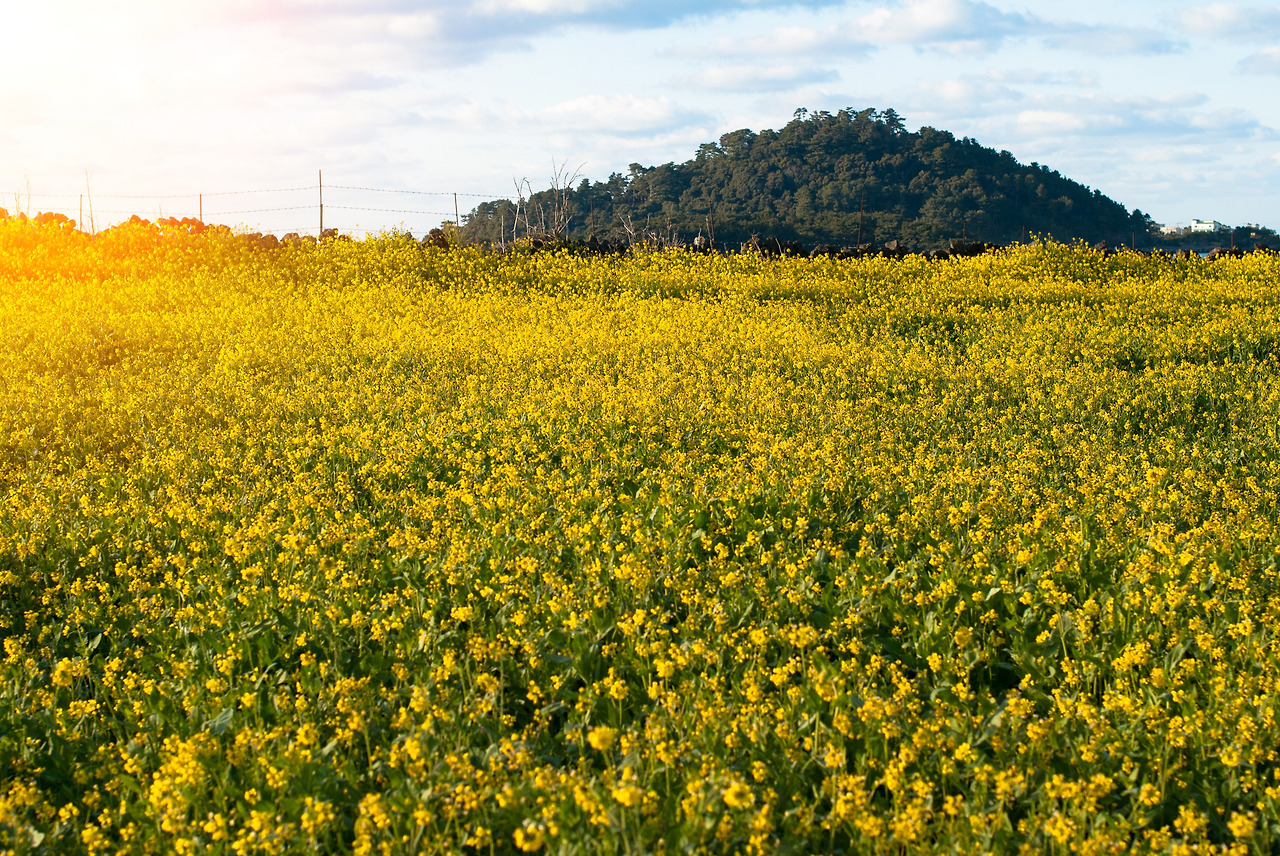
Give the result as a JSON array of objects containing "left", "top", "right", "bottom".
[{"left": 3, "top": 0, "right": 1279, "bottom": 236}]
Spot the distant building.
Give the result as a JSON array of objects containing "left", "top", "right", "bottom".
[
  {"left": 1191, "top": 219, "right": 1226, "bottom": 233},
  {"left": 1159, "top": 225, "right": 1187, "bottom": 236}
]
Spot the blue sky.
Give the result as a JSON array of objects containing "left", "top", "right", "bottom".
[{"left": 4, "top": 0, "right": 1279, "bottom": 235}]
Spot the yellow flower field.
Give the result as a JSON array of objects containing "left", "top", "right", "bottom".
[{"left": 1, "top": 217, "right": 1279, "bottom": 855}]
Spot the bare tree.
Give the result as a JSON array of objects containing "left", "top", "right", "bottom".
[
  {"left": 511, "top": 160, "right": 585, "bottom": 243},
  {"left": 545, "top": 159, "right": 585, "bottom": 240},
  {"left": 512, "top": 177, "right": 532, "bottom": 242},
  {"left": 618, "top": 211, "right": 637, "bottom": 245}
]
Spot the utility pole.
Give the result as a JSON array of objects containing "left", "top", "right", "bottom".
[
  {"left": 319, "top": 170, "right": 324, "bottom": 236},
  {"left": 199, "top": 194, "right": 203, "bottom": 223},
  {"left": 454, "top": 193, "right": 460, "bottom": 230}
]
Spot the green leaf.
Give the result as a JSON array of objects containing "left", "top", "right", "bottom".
[{"left": 206, "top": 707, "right": 234, "bottom": 736}]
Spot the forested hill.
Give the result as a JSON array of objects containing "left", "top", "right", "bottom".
[{"left": 458, "top": 108, "right": 1152, "bottom": 251}]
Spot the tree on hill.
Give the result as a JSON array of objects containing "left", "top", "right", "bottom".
[{"left": 457, "top": 108, "right": 1142, "bottom": 251}]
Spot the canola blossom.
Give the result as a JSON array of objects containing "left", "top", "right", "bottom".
[{"left": 1, "top": 218, "right": 1279, "bottom": 855}]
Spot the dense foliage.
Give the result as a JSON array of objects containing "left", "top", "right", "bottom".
[
  {"left": 460, "top": 108, "right": 1152, "bottom": 251},
  {"left": 3, "top": 218, "right": 1280, "bottom": 855}
]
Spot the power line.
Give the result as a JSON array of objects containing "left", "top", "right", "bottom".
[
  {"left": 86, "top": 205, "right": 318, "bottom": 216},
  {"left": 326, "top": 205, "right": 457, "bottom": 216},
  {"left": 210, "top": 205, "right": 318, "bottom": 215},
  {"left": 16, "top": 187, "right": 315, "bottom": 200},
  {"left": 89, "top": 208, "right": 196, "bottom": 215},
  {"left": 203, "top": 187, "right": 316, "bottom": 197},
  {"left": 12, "top": 184, "right": 502, "bottom": 201},
  {"left": 5, "top": 177, "right": 496, "bottom": 233},
  {"left": 327, "top": 185, "right": 499, "bottom": 198}
]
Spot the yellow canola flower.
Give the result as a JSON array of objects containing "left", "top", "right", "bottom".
[
  {"left": 611, "top": 785, "right": 644, "bottom": 808},
  {"left": 513, "top": 822, "right": 546, "bottom": 852},
  {"left": 723, "top": 781, "right": 755, "bottom": 809},
  {"left": 587, "top": 726, "right": 617, "bottom": 752},
  {"left": 2, "top": 224, "right": 1279, "bottom": 856}
]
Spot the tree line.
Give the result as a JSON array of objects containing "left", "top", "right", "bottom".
[{"left": 456, "top": 108, "right": 1154, "bottom": 252}]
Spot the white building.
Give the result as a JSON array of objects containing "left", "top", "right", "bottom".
[{"left": 1190, "top": 219, "right": 1226, "bottom": 233}]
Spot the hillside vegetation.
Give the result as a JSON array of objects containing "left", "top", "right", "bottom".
[{"left": 460, "top": 108, "right": 1152, "bottom": 251}]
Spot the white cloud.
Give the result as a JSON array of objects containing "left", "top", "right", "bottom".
[
  {"left": 998, "top": 95, "right": 1270, "bottom": 141},
  {"left": 682, "top": 0, "right": 1181, "bottom": 59},
  {"left": 472, "top": 0, "right": 619, "bottom": 13},
  {"left": 1186, "top": 107, "right": 1275, "bottom": 137},
  {"left": 1132, "top": 146, "right": 1209, "bottom": 164},
  {"left": 983, "top": 68, "right": 1098, "bottom": 87},
  {"left": 1239, "top": 45, "right": 1280, "bottom": 73},
  {"left": 384, "top": 13, "right": 439, "bottom": 39},
  {"left": 0, "top": 90, "right": 45, "bottom": 128},
  {"left": 962, "top": 92, "right": 1274, "bottom": 151},
  {"left": 532, "top": 94, "right": 710, "bottom": 135},
  {"left": 685, "top": 25, "right": 852, "bottom": 58},
  {"left": 208, "top": 0, "right": 853, "bottom": 66},
  {"left": 690, "top": 0, "right": 1038, "bottom": 56},
  {"left": 686, "top": 64, "right": 838, "bottom": 91},
  {"left": 1037, "top": 23, "right": 1183, "bottom": 56},
  {"left": 1178, "top": 3, "right": 1280, "bottom": 40},
  {"left": 906, "top": 76, "right": 1025, "bottom": 111},
  {"left": 895, "top": 69, "right": 1100, "bottom": 116},
  {"left": 1015, "top": 109, "right": 1091, "bottom": 134},
  {"left": 844, "top": 0, "right": 1032, "bottom": 53}
]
